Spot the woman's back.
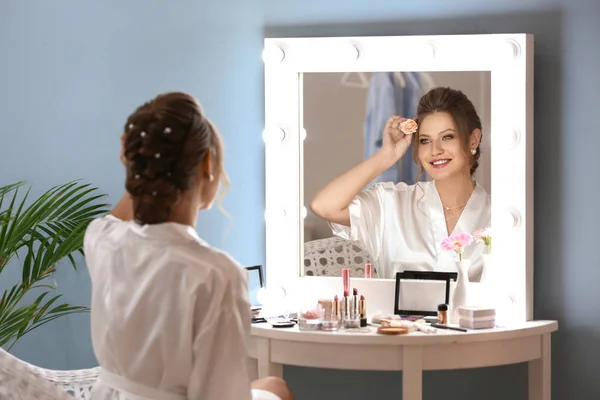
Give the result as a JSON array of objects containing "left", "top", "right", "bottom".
[
  {"left": 85, "top": 91, "right": 293, "bottom": 400},
  {"left": 85, "top": 215, "right": 252, "bottom": 399}
]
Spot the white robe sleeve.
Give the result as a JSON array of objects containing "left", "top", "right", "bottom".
[
  {"left": 187, "top": 265, "right": 253, "bottom": 400},
  {"left": 83, "top": 215, "right": 121, "bottom": 277},
  {"left": 329, "top": 182, "right": 395, "bottom": 262}
]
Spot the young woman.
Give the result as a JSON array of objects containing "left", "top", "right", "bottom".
[
  {"left": 84, "top": 92, "right": 294, "bottom": 400},
  {"left": 310, "top": 87, "right": 490, "bottom": 281}
]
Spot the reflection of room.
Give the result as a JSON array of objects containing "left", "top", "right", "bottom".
[{"left": 303, "top": 72, "right": 491, "bottom": 243}]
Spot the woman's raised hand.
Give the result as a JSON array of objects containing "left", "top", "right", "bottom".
[
  {"left": 380, "top": 116, "right": 418, "bottom": 161},
  {"left": 120, "top": 134, "right": 127, "bottom": 165}
]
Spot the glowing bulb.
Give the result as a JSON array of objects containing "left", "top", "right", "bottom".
[
  {"left": 256, "top": 287, "right": 268, "bottom": 305},
  {"left": 502, "top": 40, "right": 521, "bottom": 60},
  {"left": 347, "top": 43, "right": 360, "bottom": 61},
  {"left": 415, "top": 42, "right": 436, "bottom": 60},
  {"left": 262, "top": 127, "right": 286, "bottom": 144},
  {"left": 262, "top": 45, "right": 285, "bottom": 64},
  {"left": 487, "top": 40, "right": 520, "bottom": 63},
  {"left": 264, "top": 208, "right": 287, "bottom": 221},
  {"left": 500, "top": 128, "right": 521, "bottom": 150},
  {"left": 500, "top": 209, "right": 521, "bottom": 229}
]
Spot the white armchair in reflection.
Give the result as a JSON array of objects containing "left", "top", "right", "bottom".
[
  {"left": 0, "top": 347, "right": 99, "bottom": 400},
  {"left": 303, "top": 236, "right": 374, "bottom": 277}
]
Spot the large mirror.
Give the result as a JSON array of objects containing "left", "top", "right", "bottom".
[
  {"left": 263, "top": 34, "right": 534, "bottom": 321},
  {"left": 303, "top": 71, "right": 491, "bottom": 280}
]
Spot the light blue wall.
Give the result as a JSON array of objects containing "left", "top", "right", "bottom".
[{"left": 1, "top": 0, "right": 598, "bottom": 399}]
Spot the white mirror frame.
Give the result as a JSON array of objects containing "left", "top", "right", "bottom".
[{"left": 263, "top": 34, "right": 534, "bottom": 322}]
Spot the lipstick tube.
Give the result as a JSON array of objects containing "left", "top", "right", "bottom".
[
  {"left": 342, "top": 288, "right": 360, "bottom": 329},
  {"left": 352, "top": 288, "right": 359, "bottom": 319},
  {"left": 334, "top": 295, "right": 342, "bottom": 324},
  {"left": 342, "top": 268, "right": 350, "bottom": 295},
  {"left": 359, "top": 295, "right": 367, "bottom": 327},
  {"left": 342, "top": 295, "right": 350, "bottom": 321},
  {"left": 364, "top": 263, "right": 373, "bottom": 279}
]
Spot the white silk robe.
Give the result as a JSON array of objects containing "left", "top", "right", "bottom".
[{"left": 331, "top": 180, "right": 491, "bottom": 281}]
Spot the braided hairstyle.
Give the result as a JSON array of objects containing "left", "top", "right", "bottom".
[
  {"left": 122, "top": 92, "right": 227, "bottom": 225},
  {"left": 412, "top": 87, "right": 483, "bottom": 176}
]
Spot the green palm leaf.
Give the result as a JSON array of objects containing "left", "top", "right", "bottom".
[{"left": 0, "top": 180, "right": 110, "bottom": 350}]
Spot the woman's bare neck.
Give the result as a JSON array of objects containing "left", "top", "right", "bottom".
[
  {"left": 434, "top": 175, "right": 475, "bottom": 208},
  {"left": 167, "top": 195, "right": 199, "bottom": 228}
]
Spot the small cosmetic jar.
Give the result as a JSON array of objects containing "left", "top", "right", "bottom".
[
  {"left": 321, "top": 315, "right": 339, "bottom": 331},
  {"left": 298, "top": 304, "right": 324, "bottom": 331},
  {"left": 343, "top": 317, "right": 360, "bottom": 329},
  {"left": 458, "top": 306, "right": 496, "bottom": 329},
  {"left": 318, "top": 299, "right": 339, "bottom": 331},
  {"left": 437, "top": 304, "right": 448, "bottom": 324}
]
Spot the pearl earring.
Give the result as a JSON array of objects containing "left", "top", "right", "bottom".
[
  {"left": 471, "top": 148, "right": 476, "bottom": 155},
  {"left": 209, "top": 174, "right": 215, "bottom": 182}
]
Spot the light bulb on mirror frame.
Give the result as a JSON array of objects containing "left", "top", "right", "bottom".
[
  {"left": 501, "top": 208, "right": 521, "bottom": 229},
  {"left": 256, "top": 287, "right": 268, "bottom": 305},
  {"left": 262, "top": 45, "right": 286, "bottom": 64},
  {"left": 499, "top": 127, "right": 521, "bottom": 151},
  {"left": 262, "top": 127, "right": 286, "bottom": 144},
  {"left": 502, "top": 39, "right": 521, "bottom": 60},
  {"left": 256, "top": 285, "right": 288, "bottom": 319},
  {"left": 485, "top": 39, "right": 521, "bottom": 64},
  {"left": 415, "top": 41, "right": 437, "bottom": 60},
  {"left": 264, "top": 208, "right": 287, "bottom": 222},
  {"left": 347, "top": 42, "right": 361, "bottom": 61},
  {"left": 323, "top": 41, "right": 361, "bottom": 63}
]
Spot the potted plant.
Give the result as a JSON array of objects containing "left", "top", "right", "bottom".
[{"left": 0, "top": 180, "right": 110, "bottom": 351}]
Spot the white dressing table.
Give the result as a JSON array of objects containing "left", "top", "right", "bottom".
[{"left": 247, "top": 321, "right": 557, "bottom": 400}]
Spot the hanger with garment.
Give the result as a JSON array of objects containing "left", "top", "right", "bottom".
[
  {"left": 340, "top": 72, "right": 369, "bottom": 88},
  {"left": 417, "top": 72, "right": 436, "bottom": 91},
  {"left": 339, "top": 71, "right": 428, "bottom": 90},
  {"left": 393, "top": 72, "right": 407, "bottom": 88}
]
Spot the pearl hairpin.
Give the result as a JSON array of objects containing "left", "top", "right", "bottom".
[
  {"left": 154, "top": 153, "right": 160, "bottom": 159},
  {"left": 164, "top": 127, "right": 171, "bottom": 134},
  {"left": 140, "top": 131, "right": 147, "bottom": 138},
  {"left": 128, "top": 123, "right": 135, "bottom": 130}
]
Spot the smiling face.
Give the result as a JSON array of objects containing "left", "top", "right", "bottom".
[
  {"left": 412, "top": 87, "right": 484, "bottom": 181},
  {"left": 416, "top": 111, "right": 479, "bottom": 181}
]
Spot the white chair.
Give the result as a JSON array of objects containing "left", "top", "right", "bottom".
[
  {"left": 303, "top": 236, "right": 374, "bottom": 277},
  {"left": 0, "top": 347, "right": 100, "bottom": 399}
]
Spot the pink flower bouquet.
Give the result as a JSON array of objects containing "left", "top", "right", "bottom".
[{"left": 441, "top": 232, "right": 474, "bottom": 261}]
